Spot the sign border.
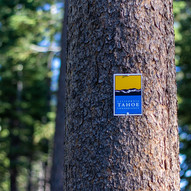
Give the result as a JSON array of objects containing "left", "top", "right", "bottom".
[{"left": 113, "top": 73, "right": 142, "bottom": 116}]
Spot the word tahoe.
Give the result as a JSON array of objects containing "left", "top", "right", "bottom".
[{"left": 117, "top": 102, "right": 139, "bottom": 108}]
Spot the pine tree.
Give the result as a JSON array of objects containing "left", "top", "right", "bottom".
[{"left": 61, "top": 0, "right": 180, "bottom": 190}]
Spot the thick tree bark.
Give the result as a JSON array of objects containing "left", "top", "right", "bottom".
[
  {"left": 50, "top": 1, "right": 68, "bottom": 191},
  {"left": 64, "top": 0, "right": 180, "bottom": 190}
]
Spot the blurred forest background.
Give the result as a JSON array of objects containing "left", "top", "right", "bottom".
[
  {"left": 0, "top": 0, "right": 63, "bottom": 190},
  {"left": 0, "top": 0, "right": 191, "bottom": 190}
]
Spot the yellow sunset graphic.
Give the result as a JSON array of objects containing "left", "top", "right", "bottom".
[{"left": 115, "top": 75, "right": 141, "bottom": 91}]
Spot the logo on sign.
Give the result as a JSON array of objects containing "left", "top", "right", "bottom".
[{"left": 113, "top": 74, "right": 142, "bottom": 116}]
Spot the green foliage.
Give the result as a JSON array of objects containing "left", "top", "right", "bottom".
[{"left": 0, "top": 0, "right": 62, "bottom": 190}]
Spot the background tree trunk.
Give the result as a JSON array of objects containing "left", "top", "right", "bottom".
[
  {"left": 64, "top": 0, "right": 180, "bottom": 190},
  {"left": 50, "top": 1, "right": 68, "bottom": 191}
]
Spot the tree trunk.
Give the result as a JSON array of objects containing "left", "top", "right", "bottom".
[
  {"left": 9, "top": 120, "right": 19, "bottom": 191},
  {"left": 10, "top": 167, "right": 18, "bottom": 191},
  {"left": 50, "top": 1, "right": 68, "bottom": 191},
  {"left": 10, "top": 155, "right": 18, "bottom": 191},
  {"left": 27, "top": 160, "right": 32, "bottom": 191},
  {"left": 64, "top": 0, "right": 180, "bottom": 190}
]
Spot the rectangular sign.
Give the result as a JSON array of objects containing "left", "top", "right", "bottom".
[{"left": 113, "top": 74, "right": 142, "bottom": 116}]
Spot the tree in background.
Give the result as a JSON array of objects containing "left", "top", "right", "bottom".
[
  {"left": 0, "top": 1, "right": 62, "bottom": 190},
  {"left": 174, "top": 1, "right": 191, "bottom": 190},
  {"left": 50, "top": 1, "right": 67, "bottom": 190},
  {"left": 63, "top": 0, "right": 180, "bottom": 190}
]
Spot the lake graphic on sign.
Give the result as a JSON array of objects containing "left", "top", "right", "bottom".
[{"left": 114, "top": 74, "right": 142, "bottom": 115}]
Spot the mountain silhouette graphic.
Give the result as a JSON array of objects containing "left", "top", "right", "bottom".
[{"left": 115, "top": 88, "right": 141, "bottom": 96}]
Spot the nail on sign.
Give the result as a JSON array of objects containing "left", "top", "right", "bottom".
[{"left": 113, "top": 74, "right": 142, "bottom": 116}]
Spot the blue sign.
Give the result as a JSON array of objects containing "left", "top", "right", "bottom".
[{"left": 113, "top": 74, "right": 142, "bottom": 116}]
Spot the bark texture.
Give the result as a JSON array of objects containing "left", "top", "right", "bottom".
[{"left": 64, "top": 0, "right": 180, "bottom": 190}]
